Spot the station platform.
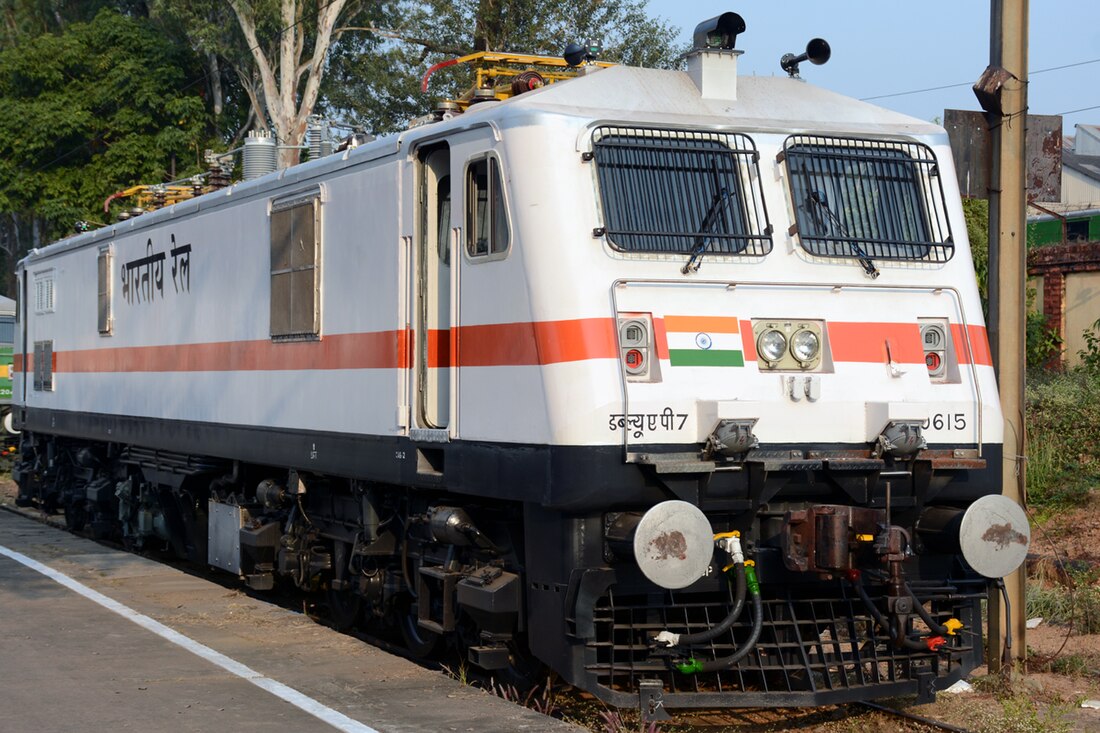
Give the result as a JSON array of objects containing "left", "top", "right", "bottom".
[{"left": 0, "top": 507, "right": 581, "bottom": 733}]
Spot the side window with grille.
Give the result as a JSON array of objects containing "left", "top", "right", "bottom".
[
  {"left": 465, "top": 156, "right": 510, "bottom": 260},
  {"left": 270, "top": 189, "right": 321, "bottom": 340},
  {"left": 33, "top": 340, "right": 52, "bottom": 391}
]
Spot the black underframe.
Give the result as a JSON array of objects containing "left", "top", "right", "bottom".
[{"left": 17, "top": 407, "right": 1002, "bottom": 512}]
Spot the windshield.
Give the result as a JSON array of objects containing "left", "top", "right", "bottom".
[
  {"left": 783, "top": 135, "right": 954, "bottom": 264},
  {"left": 592, "top": 127, "right": 772, "bottom": 257}
]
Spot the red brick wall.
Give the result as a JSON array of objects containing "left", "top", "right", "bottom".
[{"left": 1027, "top": 242, "right": 1100, "bottom": 368}]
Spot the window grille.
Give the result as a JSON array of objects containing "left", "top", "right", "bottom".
[
  {"left": 591, "top": 127, "right": 772, "bottom": 257},
  {"left": 34, "top": 272, "right": 55, "bottom": 314},
  {"left": 33, "top": 340, "right": 52, "bottom": 391},
  {"left": 782, "top": 135, "right": 953, "bottom": 264},
  {"left": 270, "top": 189, "right": 321, "bottom": 340}
]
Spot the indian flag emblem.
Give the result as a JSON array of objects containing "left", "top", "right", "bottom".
[{"left": 665, "top": 315, "right": 744, "bottom": 367}]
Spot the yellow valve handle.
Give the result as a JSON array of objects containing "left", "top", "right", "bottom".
[{"left": 944, "top": 618, "right": 964, "bottom": 636}]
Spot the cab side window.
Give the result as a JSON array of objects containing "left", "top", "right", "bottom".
[{"left": 465, "top": 157, "right": 509, "bottom": 259}]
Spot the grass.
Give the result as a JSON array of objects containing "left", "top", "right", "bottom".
[
  {"left": 1025, "top": 368, "right": 1100, "bottom": 507},
  {"left": 960, "top": 674, "right": 1076, "bottom": 733},
  {"left": 1025, "top": 570, "right": 1100, "bottom": 636},
  {"left": 1048, "top": 653, "right": 1095, "bottom": 677}
]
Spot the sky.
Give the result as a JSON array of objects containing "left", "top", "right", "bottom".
[{"left": 645, "top": 1, "right": 1100, "bottom": 139}]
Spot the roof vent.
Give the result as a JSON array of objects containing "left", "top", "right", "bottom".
[{"left": 686, "top": 12, "right": 745, "bottom": 101}]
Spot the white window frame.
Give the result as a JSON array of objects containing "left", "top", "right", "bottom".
[{"left": 34, "top": 269, "right": 56, "bottom": 314}]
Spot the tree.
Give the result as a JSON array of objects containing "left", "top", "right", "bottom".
[
  {"left": 0, "top": 0, "right": 146, "bottom": 49},
  {"left": 151, "top": 0, "right": 357, "bottom": 166},
  {"left": 322, "top": 0, "right": 682, "bottom": 133},
  {"left": 228, "top": 0, "right": 350, "bottom": 167},
  {"left": 0, "top": 8, "right": 212, "bottom": 291},
  {"left": 146, "top": 0, "right": 251, "bottom": 141}
]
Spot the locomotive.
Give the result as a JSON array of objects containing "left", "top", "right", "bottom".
[{"left": 12, "top": 12, "right": 1030, "bottom": 714}]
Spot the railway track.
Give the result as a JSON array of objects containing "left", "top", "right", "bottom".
[{"left": 854, "top": 701, "right": 972, "bottom": 732}]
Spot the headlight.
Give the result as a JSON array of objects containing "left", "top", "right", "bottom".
[
  {"left": 757, "top": 329, "right": 787, "bottom": 362},
  {"left": 790, "top": 329, "right": 820, "bottom": 363}
]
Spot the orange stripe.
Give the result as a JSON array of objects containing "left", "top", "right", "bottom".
[
  {"left": 740, "top": 320, "right": 757, "bottom": 361},
  {"left": 22, "top": 320, "right": 992, "bottom": 373},
  {"left": 456, "top": 318, "right": 617, "bottom": 366},
  {"left": 652, "top": 318, "right": 670, "bottom": 361},
  {"left": 427, "top": 329, "right": 450, "bottom": 368},
  {"left": 951, "top": 324, "right": 994, "bottom": 366},
  {"left": 827, "top": 322, "right": 925, "bottom": 363},
  {"left": 663, "top": 315, "right": 740, "bottom": 334},
  {"left": 54, "top": 331, "right": 407, "bottom": 373}
]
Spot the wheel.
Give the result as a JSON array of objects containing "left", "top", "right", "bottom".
[
  {"left": 326, "top": 585, "right": 362, "bottom": 632},
  {"left": 64, "top": 498, "right": 87, "bottom": 532},
  {"left": 397, "top": 595, "right": 440, "bottom": 658},
  {"left": 496, "top": 637, "right": 546, "bottom": 692}
]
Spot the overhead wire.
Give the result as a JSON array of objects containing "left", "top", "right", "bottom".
[{"left": 860, "top": 56, "right": 1100, "bottom": 101}]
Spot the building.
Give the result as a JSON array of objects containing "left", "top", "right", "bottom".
[{"left": 1028, "top": 125, "right": 1100, "bottom": 368}]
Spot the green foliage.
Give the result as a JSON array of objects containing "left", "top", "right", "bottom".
[
  {"left": 964, "top": 198, "right": 1063, "bottom": 371},
  {"left": 963, "top": 198, "right": 989, "bottom": 310},
  {"left": 147, "top": 0, "right": 308, "bottom": 140},
  {"left": 1025, "top": 369, "right": 1100, "bottom": 506},
  {"left": 0, "top": 0, "right": 143, "bottom": 49},
  {"left": 987, "top": 696, "right": 1073, "bottom": 733},
  {"left": 0, "top": 9, "right": 213, "bottom": 244},
  {"left": 1077, "top": 317, "right": 1100, "bottom": 371},
  {"left": 1026, "top": 292, "right": 1062, "bottom": 369},
  {"left": 1026, "top": 570, "right": 1100, "bottom": 636}
]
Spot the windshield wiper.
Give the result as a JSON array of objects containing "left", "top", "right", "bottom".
[
  {"left": 682, "top": 161, "right": 732, "bottom": 275},
  {"left": 806, "top": 191, "right": 879, "bottom": 279}
]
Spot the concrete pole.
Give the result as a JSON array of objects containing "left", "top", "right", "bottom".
[{"left": 985, "top": 0, "right": 1029, "bottom": 672}]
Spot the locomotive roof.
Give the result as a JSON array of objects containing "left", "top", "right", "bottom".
[
  {"left": 474, "top": 64, "right": 942, "bottom": 138},
  {"left": 21, "top": 62, "right": 944, "bottom": 265}
]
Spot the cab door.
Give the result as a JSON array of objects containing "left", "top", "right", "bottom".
[{"left": 413, "top": 142, "right": 453, "bottom": 431}]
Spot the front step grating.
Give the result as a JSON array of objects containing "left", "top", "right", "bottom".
[{"left": 585, "top": 578, "right": 984, "bottom": 705}]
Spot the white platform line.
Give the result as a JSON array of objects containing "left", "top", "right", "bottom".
[{"left": 0, "top": 542, "right": 379, "bottom": 733}]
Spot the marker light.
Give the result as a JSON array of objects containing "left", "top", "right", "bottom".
[
  {"left": 919, "top": 321, "right": 947, "bottom": 380},
  {"left": 618, "top": 317, "right": 653, "bottom": 379}
]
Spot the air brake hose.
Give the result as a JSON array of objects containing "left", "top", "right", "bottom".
[
  {"left": 903, "top": 581, "right": 949, "bottom": 636},
  {"left": 676, "top": 564, "right": 763, "bottom": 674},
  {"left": 675, "top": 562, "right": 748, "bottom": 646},
  {"left": 996, "top": 578, "right": 1012, "bottom": 665},
  {"left": 653, "top": 533, "right": 747, "bottom": 649},
  {"left": 852, "top": 576, "right": 928, "bottom": 652}
]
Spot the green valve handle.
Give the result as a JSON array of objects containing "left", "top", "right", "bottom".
[
  {"left": 676, "top": 658, "right": 704, "bottom": 675},
  {"left": 745, "top": 564, "right": 760, "bottom": 595}
]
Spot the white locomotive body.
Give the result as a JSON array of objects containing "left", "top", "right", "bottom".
[{"left": 14, "top": 17, "right": 1022, "bottom": 710}]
